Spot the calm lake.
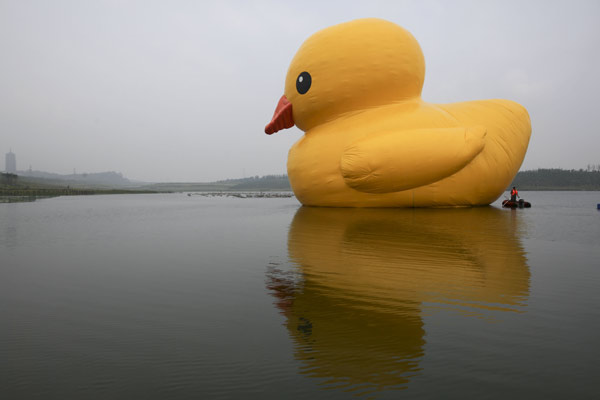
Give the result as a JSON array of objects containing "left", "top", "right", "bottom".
[{"left": 1, "top": 192, "right": 599, "bottom": 399}]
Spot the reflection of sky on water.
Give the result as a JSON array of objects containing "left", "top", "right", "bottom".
[
  {"left": 1, "top": 204, "right": 19, "bottom": 251},
  {"left": 268, "top": 206, "right": 530, "bottom": 395}
]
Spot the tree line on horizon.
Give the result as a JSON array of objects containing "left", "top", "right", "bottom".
[
  {"left": 218, "top": 174, "right": 291, "bottom": 190},
  {"left": 213, "top": 169, "right": 600, "bottom": 191},
  {"left": 510, "top": 168, "right": 600, "bottom": 190},
  {"left": 4, "top": 168, "right": 600, "bottom": 192}
]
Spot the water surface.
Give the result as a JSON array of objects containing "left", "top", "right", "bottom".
[{"left": 1, "top": 192, "right": 599, "bottom": 398}]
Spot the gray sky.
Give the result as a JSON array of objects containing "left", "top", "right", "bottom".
[{"left": 1, "top": 0, "right": 599, "bottom": 182}]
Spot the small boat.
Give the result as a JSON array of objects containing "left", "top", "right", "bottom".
[{"left": 502, "top": 199, "right": 531, "bottom": 208}]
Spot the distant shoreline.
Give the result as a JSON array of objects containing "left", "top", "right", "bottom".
[
  {"left": 2, "top": 169, "right": 599, "bottom": 198},
  {"left": 510, "top": 168, "right": 600, "bottom": 191}
]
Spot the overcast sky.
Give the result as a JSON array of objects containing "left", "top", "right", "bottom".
[{"left": 1, "top": 0, "right": 599, "bottom": 182}]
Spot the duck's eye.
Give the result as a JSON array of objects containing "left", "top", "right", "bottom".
[{"left": 296, "top": 71, "right": 311, "bottom": 95}]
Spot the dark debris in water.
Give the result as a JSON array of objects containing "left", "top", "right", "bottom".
[{"left": 188, "top": 192, "right": 294, "bottom": 198}]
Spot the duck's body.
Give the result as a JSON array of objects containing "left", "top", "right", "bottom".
[
  {"left": 266, "top": 19, "right": 531, "bottom": 207},
  {"left": 289, "top": 99, "right": 530, "bottom": 207}
]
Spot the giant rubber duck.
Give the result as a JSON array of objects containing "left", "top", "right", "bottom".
[{"left": 265, "top": 18, "right": 531, "bottom": 207}]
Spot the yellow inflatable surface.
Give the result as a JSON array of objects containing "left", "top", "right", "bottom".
[{"left": 265, "top": 18, "right": 531, "bottom": 207}]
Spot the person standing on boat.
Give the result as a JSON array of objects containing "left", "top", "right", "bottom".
[{"left": 510, "top": 187, "right": 519, "bottom": 202}]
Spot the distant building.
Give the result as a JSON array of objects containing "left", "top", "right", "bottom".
[{"left": 5, "top": 150, "right": 16, "bottom": 173}]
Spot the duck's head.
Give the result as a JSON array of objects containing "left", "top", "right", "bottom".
[{"left": 265, "top": 18, "right": 425, "bottom": 134}]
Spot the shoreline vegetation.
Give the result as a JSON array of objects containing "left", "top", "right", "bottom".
[
  {"left": 0, "top": 174, "right": 159, "bottom": 203},
  {"left": 1, "top": 169, "right": 599, "bottom": 202},
  {"left": 510, "top": 168, "right": 600, "bottom": 190}
]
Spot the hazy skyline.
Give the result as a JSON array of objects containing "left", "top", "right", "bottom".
[{"left": 1, "top": 0, "right": 599, "bottom": 182}]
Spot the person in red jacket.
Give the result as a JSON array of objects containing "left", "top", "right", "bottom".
[{"left": 510, "top": 187, "right": 519, "bottom": 202}]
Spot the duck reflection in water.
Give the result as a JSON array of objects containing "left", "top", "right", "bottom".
[{"left": 267, "top": 207, "right": 529, "bottom": 394}]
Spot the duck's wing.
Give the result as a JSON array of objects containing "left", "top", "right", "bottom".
[{"left": 341, "top": 126, "right": 486, "bottom": 193}]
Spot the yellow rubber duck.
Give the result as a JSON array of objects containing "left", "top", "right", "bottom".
[{"left": 265, "top": 18, "right": 531, "bottom": 207}]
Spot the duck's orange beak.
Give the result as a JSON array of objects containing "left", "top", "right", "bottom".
[{"left": 265, "top": 95, "right": 294, "bottom": 135}]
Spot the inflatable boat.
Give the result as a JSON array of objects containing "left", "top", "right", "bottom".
[{"left": 502, "top": 199, "right": 531, "bottom": 208}]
